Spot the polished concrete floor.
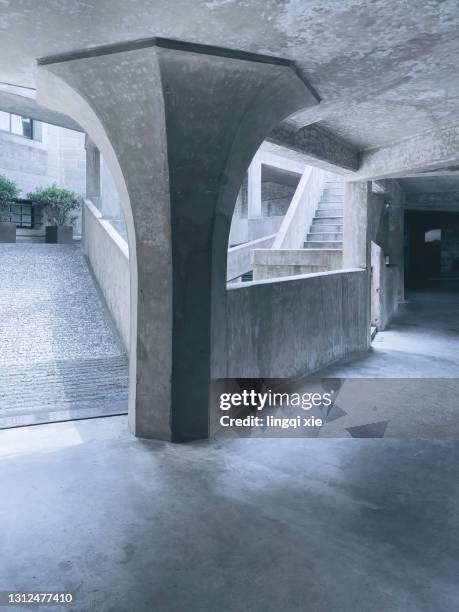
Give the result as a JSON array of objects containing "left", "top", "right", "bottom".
[
  {"left": 321, "top": 282, "right": 459, "bottom": 378},
  {"left": 1, "top": 415, "right": 459, "bottom": 612},
  {"left": 307, "top": 284, "right": 459, "bottom": 438}
]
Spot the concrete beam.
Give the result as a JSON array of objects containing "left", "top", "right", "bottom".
[
  {"left": 356, "top": 123, "right": 459, "bottom": 181},
  {"left": 405, "top": 191, "right": 459, "bottom": 210},
  {"left": 268, "top": 122, "right": 360, "bottom": 173},
  {"left": 258, "top": 144, "right": 306, "bottom": 175}
]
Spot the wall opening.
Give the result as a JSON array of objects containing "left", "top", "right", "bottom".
[{"left": 0, "top": 116, "right": 129, "bottom": 429}]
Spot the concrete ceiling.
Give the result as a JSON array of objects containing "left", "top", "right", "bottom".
[{"left": 0, "top": 0, "right": 457, "bottom": 153}]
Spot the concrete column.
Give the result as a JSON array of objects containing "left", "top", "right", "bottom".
[
  {"left": 388, "top": 204, "right": 405, "bottom": 301},
  {"left": 343, "top": 181, "right": 372, "bottom": 269},
  {"left": 343, "top": 180, "right": 372, "bottom": 347},
  {"left": 84, "top": 135, "right": 100, "bottom": 206},
  {"left": 247, "top": 154, "right": 262, "bottom": 218},
  {"left": 37, "top": 39, "right": 318, "bottom": 441}
]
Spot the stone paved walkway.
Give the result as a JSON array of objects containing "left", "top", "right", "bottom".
[{"left": 0, "top": 241, "right": 128, "bottom": 427}]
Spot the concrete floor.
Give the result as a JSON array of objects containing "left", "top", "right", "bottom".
[
  {"left": 1, "top": 416, "right": 459, "bottom": 611},
  {"left": 321, "top": 282, "right": 459, "bottom": 378},
  {"left": 303, "top": 283, "right": 459, "bottom": 438},
  {"left": 2, "top": 285, "right": 459, "bottom": 611}
]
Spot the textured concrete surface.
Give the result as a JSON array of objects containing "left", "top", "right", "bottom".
[
  {"left": 1, "top": 1, "right": 458, "bottom": 151},
  {"left": 253, "top": 248, "right": 342, "bottom": 279},
  {"left": 319, "top": 283, "right": 459, "bottom": 378},
  {"left": 355, "top": 123, "right": 459, "bottom": 181},
  {"left": 83, "top": 201, "right": 130, "bottom": 350},
  {"left": 1, "top": 414, "right": 459, "bottom": 611},
  {"left": 216, "top": 269, "right": 368, "bottom": 392},
  {"left": 39, "top": 39, "right": 317, "bottom": 441},
  {"left": 0, "top": 242, "right": 128, "bottom": 426}
]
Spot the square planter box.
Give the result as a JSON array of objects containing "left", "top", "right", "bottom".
[
  {"left": 45, "top": 225, "right": 73, "bottom": 244},
  {"left": 0, "top": 222, "right": 16, "bottom": 243}
]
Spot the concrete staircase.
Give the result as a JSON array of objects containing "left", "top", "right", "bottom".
[{"left": 304, "top": 178, "right": 344, "bottom": 250}]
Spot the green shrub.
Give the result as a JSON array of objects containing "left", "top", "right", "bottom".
[
  {"left": 28, "top": 184, "right": 81, "bottom": 226},
  {"left": 0, "top": 175, "right": 19, "bottom": 222}
]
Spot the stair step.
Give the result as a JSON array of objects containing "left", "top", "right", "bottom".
[
  {"left": 310, "top": 224, "right": 343, "bottom": 232},
  {"left": 315, "top": 209, "right": 343, "bottom": 217},
  {"left": 304, "top": 241, "right": 343, "bottom": 249},
  {"left": 318, "top": 200, "right": 343, "bottom": 210},
  {"left": 307, "top": 232, "right": 342, "bottom": 241},
  {"left": 322, "top": 188, "right": 344, "bottom": 196},
  {"left": 313, "top": 217, "right": 343, "bottom": 224}
]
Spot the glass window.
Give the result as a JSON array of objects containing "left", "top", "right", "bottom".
[
  {"left": 0, "top": 110, "right": 10, "bottom": 131},
  {"left": 21, "top": 117, "right": 33, "bottom": 139},
  {"left": 0, "top": 111, "right": 34, "bottom": 139}
]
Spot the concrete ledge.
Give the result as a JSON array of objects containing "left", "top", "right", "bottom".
[{"left": 229, "top": 266, "right": 362, "bottom": 289}]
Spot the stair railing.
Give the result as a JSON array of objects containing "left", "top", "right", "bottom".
[{"left": 272, "top": 165, "right": 329, "bottom": 250}]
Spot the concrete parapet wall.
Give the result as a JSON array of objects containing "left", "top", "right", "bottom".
[
  {"left": 253, "top": 248, "right": 342, "bottom": 280},
  {"left": 216, "top": 269, "right": 369, "bottom": 378},
  {"left": 83, "top": 200, "right": 130, "bottom": 350}
]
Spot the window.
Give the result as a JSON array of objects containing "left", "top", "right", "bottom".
[
  {"left": 0, "top": 111, "right": 34, "bottom": 139},
  {"left": 425, "top": 229, "right": 441, "bottom": 243}
]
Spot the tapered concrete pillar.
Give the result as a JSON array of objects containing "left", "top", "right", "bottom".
[{"left": 37, "top": 39, "right": 317, "bottom": 441}]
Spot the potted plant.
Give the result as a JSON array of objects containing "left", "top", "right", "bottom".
[
  {"left": 28, "top": 185, "right": 81, "bottom": 244},
  {"left": 0, "top": 175, "right": 19, "bottom": 243}
]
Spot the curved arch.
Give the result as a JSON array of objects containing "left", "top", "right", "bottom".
[
  {"left": 36, "top": 59, "right": 173, "bottom": 439},
  {"left": 210, "top": 69, "right": 317, "bottom": 380}
]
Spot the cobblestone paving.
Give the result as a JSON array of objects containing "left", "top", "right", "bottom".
[{"left": 0, "top": 242, "right": 128, "bottom": 426}]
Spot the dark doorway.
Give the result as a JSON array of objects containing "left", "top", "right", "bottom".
[{"left": 405, "top": 210, "right": 459, "bottom": 288}]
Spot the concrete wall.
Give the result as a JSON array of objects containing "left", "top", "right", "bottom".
[
  {"left": 214, "top": 269, "right": 369, "bottom": 379},
  {"left": 368, "top": 188, "right": 405, "bottom": 329},
  {"left": 371, "top": 241, "right": 399, "bottom": 331},
  {"left": 0, "top": 123, "right": 85, "bottom": 196},
  {"left": 261, "top": 181, "right": 295, "bottom": 216},
  {"left": 0, "top": 121, "right": 86, "bottom": 235},
  {"left": 229, "top": 215, "right": 283, "bottom": 246},
  {"left": 83, "top": 200, "right": 130, "bottom": 350},
  {"left": 441, "top": 227, "right": 459, "bottom": 276}
]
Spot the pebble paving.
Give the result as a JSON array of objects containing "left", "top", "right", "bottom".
[{"left": 0, "top": 242, "right": 128, "bottom": 426}]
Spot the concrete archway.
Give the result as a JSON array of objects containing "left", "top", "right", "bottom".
[{"left": 36, "top": 38, "right": 318, "bottom": 441}]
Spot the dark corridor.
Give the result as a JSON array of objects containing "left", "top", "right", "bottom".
[{"left": 405, "top": 210, "right": 459, "bottom": 288}]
